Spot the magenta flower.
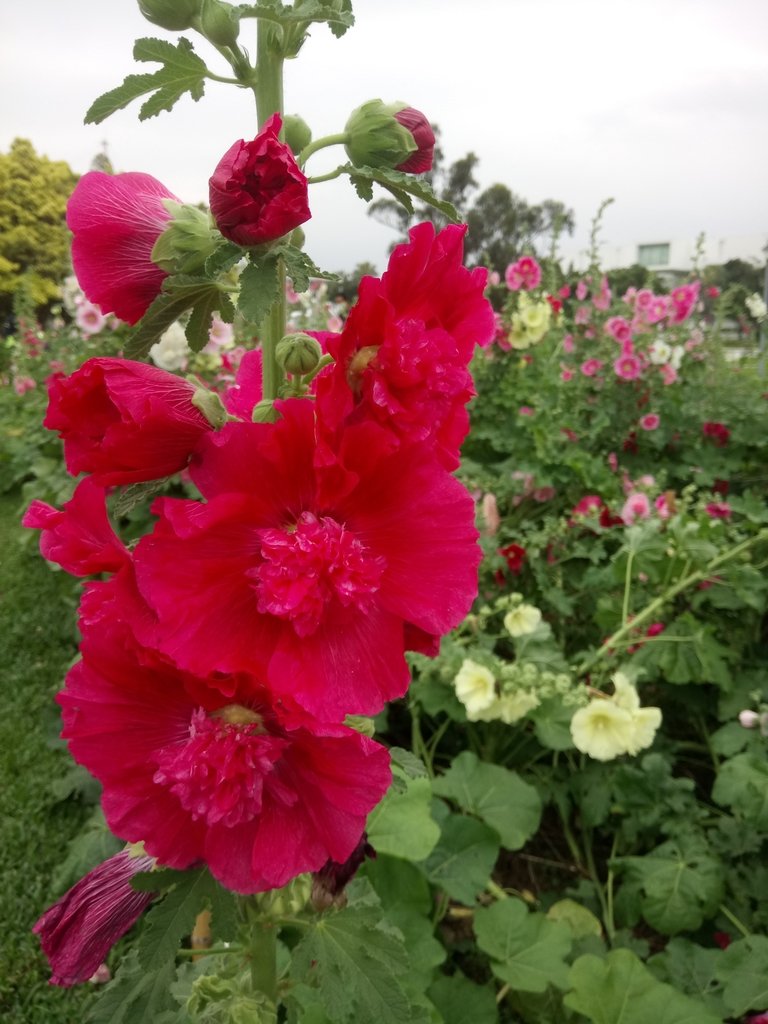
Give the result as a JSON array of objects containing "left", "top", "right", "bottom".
[
  {"left": 705, "top": 501, "right": 732, "bottom": 520},
  {"left": 669, "top": 282, "right": 700, "bottom": 323},
  {"left": 605, "top": 316, "right": 632, "bottom": 345},
  {"left": 613, "top": 353, "right": 642, "bottom": 380},
  {"left": 519, "top": 405, "right": 535, "bottom": 416},
  {"left": 34, "top": 849, "right": 155, "bottom": 986},
  {"left": 67, "top": 171, "right": 179, "bottom": 324},
  {"left": 621, "top": 492, "right": 651, "bottom": 525},
  {"left": 505, "top": 256, "right": 542, "bottom": 291},
  {"left": 640, "top": 413, "right": 660, "bottom": 431},
  {"left": 580, "top": 358, "right": 603, "bottom": 377}
]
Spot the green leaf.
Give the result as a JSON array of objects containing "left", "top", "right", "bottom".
[
  {"left": 275, "top": 243, "right": 335, "bottom": 294},
  {"left": 716, "top": 935, "right": 768, "bottom": 1015},
  {"left": 383, "top": 905, "right": 445, "bottom": 990},
  {"left": 420, "top": 812, "right": 499, "bottom": 904},
  {"left": 564, "top": 949, "right": 723, "bottom": 1024},
  {"left": 712, "top": 752, "right": 768, "bottom": 829},
  {"left": 136, "top": 868, "right": 238, "bottom": 970},
  {"left": 125, "top": 279, "right": 225, "bottom": 358},
  {"left": 474, "top": 899, "right": 572, "bottom": 993},
  {"left": 343, "top": 163, "right": 461, "bottom": 223},
  {"left": 87, "top": 950, "right": 179, "bottom": 1023},
  {"left": 85, "top": 37, "right": 208, "bottom": 125},
  {"left": 290, "top": 902, "right": 424, "bottom": 1024},
  {"left": 648, "top": 938, "right": 728, "bottom": 1017},
  {"left": 613, "top": 836, "right": 724, "bottom": 935},
  {"left": 428, "top": 973, "right": 499, "bottom": 1024},
  {"left": 363, "top": 853, "right": 433, "bottom": 917},
  {"left": 432, "top": 751, "right": 542, "bottom": 850},
  {"left": 367, "top": 776, "right": 441, "bottom": 862},
  {"left": 547, "top": 899, "right": 603, "bottom": 940},
  {"left": 238, "top": 256, "right": 280, "bottom": 327},
  {"left": 185, "top": 289, "right": 234, "bottom": 352},
  {"left": 204, "top": 241, "right": 244, "bottom": 278}
]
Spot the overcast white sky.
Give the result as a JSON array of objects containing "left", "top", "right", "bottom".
[{"left": 2, "top": 0, "right": 768, "bottom": 272}]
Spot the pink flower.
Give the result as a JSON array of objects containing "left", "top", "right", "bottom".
[
  {"left": 574, "top": 305, "right": 591, "bottom": 325},
  {"left": 570, "top": 495, "right": 604, "bottom": 523},
  {"left": 613, "top": 353, "right": 642, "bottom": 380},
  {"left": 558, "top": 284, "right": 571, "bottom": 299},
  {"left": 519, "top": 405, "right": 535, "bottom": 416},
  {"left": 66, "top": 170, "right": 178, "bottom": 324},
  {"left": 608, "top": 451, "right": 618, "bottom": 472},
  {"left": 33, "top": 850, "right": 155, "bottom": 986},
  {"left": 640, "top": 413, "right": 660, "bottom": 430},
  {"left": 562, "top": 334, "right": 575, "bottom": 353},
  {"left": 575, "top": 280, "right": 588, "bottom": 301},
  {"left": 22, "top": 478, "right": 129, "bottom": 576},
  {"left": 58, "top": 620, "right": 392, "bottom": 894},
  {"left": 669, "top": 281, "right": 700, "bottom": 324},
  {"left": 75, "top": 301, "right": 108, "bottom": 336},
  {"left": 705, "top": 501, "right": 732, "bottom": 520},
  {"left": 654, "top": 493, "right": 672, "bottom": 519},
  {"left": 646, "top": 622, "right": 666, "bottom": 637},
  {"left": 560, "top": 367, "right": 573, "bottom": 382},
  {"left": 605, "top": 316, "right": 632, "bottom": 345},
  {"left": 635, "top": 289, "right": 653, "bottom": 310},
  {"left": 532, "top": 486, "right": 556, "bottom": 502},
  {"left": 660, "top": 363, "right": 678, "bottom": 385},
  {"left": 44, "top": 358, "right": 213, "bottom": 486},
  {"left": 580, "top": 358, "right": 603, "bottom": 377},
  {"left": 592, "top": 276, "right": 612, "bottom": 311},
  {"left": 621, "top": 492, "right": 651, "bottom": 525},
  {"left": 13, "top": 375, "right": 36, "bottom": 395},
  {"left": 504, "top": 256, "right": 542, "bottom": 291},
  {"left": 209, "top": 114, "right": 311, "bottom": 246},
  {"left": 132, "top": 399, "right": 480, "bottom": 719}
]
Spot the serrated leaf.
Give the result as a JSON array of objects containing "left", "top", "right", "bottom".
[
  {"left": 238, "top": 257, "right": 280, "bottom": 326},
  {"left": 428, "top": 973, "right": 499, "bottom": 1024},
  {"left": 712, "top": 752, "right": 768, "bottom": 828},
  {"left": 185, "top": 288, "right": 232, "bottom": 352},
  {"left": 290, "top": 903, "right": 420, "bottom": 1024},
  {"left": 205, "top": 241, "right": 244, "bottom": 278},
  {"left": 344, "top": 163, "right": 460, "bottom": 223},
  {"left": 474, "top": 899, "right": 572, "bottom": 993},
  {"left": 363, "top": 853, "right": 433, "bottom": 917},
  {"left": 87, "top": 950, "right": 179, "bottom": 1023},
  {"left": 137, "top": 868, "right": 238, "bottom": 970},
  {"left": 125, "top": 279, "right": 224, "bottom": 357},
  {"left": 367, "top": 776, "right": 440, "bottom": 862},
  {"left": 564, "top": 949, "right": 723, "bottom": 1024},
  {"left": 276, "top": 243, "right": 335, "bottom": 294},
  {"left": 420, "top": 812, "right": 499, "bottom": 904},
  {"left": 85, "top": 72, "right": 164, "bottom": 125},
  {"left": 648, "top": 938, "right": 727, "bottom": 1017},
  {"left": 389, "top": 747, "right": 429, "bottom": 780},
  {"left": 433, "top": 751, "right": 542, "bottom": 850},
  {"left": 716, "top": 935, "right": 768, "bottom": 1015}
]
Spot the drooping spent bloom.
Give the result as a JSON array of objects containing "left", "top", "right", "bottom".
[
  {"left": 67, "top": 170, "right": 179, "bottom": 324},
  {"left": 344, "top": 100, "right": 435, "bottom": 173},
  {"left": 44, "top": 358, "right": 214, "bottom": 486},
  {"left": 33, "top": 848, "right": 156, "bottom": 987},
  {"left": 314, "top": 222, "right": 494, "bottom": 470},
  {"left": 505, "top": 256, "right": 542, "bottom": 291},
  {"left": 133, "top": 399, "right": 480, "bottom": 719},
  {"left": 209, "top": 114, "right": 311, "bottom": 246},
  {"left": 59, "top": 621, "right": 391, "bottom": 894}
]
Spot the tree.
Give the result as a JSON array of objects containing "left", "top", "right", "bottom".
[
  {"left": 367, "top": 129, "right": 574, "bottom": 275},
  {"left": 0, "top": 139, "right": 79, "bottom": 322}
]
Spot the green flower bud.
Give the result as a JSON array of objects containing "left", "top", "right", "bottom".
[
  {"left": 275, "top": 333, "right": 322, "bottom": 376},
  {"left": 151, "top": 201, "right": 223, "bottom": 274},
  {"left": 137, "top": 0, "right": 200, "bottom": 31},
  {"left": 199, "top": 0, "right": 240, "bottom": 47},
  {"left": 344, "top": 99, "right": 435, "bottom": 174},
  {"left": 283, "top": 114, "right": 312, "bottom": 156}
]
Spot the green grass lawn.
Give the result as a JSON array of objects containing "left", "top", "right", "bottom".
[{"left": 0, "top": 490, "right": 94, "bottom": 1022}]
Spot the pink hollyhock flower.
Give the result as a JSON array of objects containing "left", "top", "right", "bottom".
[
  {"left": 621, "top": 492, "right": 651, "bottom": 525},
  {"left": 13, "top": 375, "right": 36, "bottom": 395},
  {"left": 646, "top": 622, "right": 666, "bottom": 638},
  {"left": 559, "top": 284, "right": 571, "bottom": 299},
  {"left": 519, "top": 405, "right": 535, "bottom": 416},
  {"left": 67, "top": 170, "right": 179, "bottom": 324},
  {"left": 560, "top": 367, "right": 573, "bottom": 382},
  {"left": 605, "top": 316, "right": 632, "bottom": 345},
  {"left": 59, "top": 620, "right": 392, "bottom": 894},
  {"left": 574, "top": 305, "right": 591, "bottom": 325},
  {"left": 44, "top": 358, "right": 213, "bottom": 486},
  {"left": 203, "top": 316, "right": 235, "bottom": 352},
  {"left": 581, "top": 358, "right": 603, "bottom": 377},
  {"left": 314, "top": 222, "right": 494, "bottom": 470},
  {"left": 22, "top": 477, "right": 129, "bottom": 576},
  {"left": 133, "top": 400, "right": 480, "bottom": 719},
  {"left": 613, "top": 352, "right": 642, "bottom": 380},
  {"left": 592, "top": 276, "right": 612, "bottom": 311},
  {"left": 75, "top": 301, "right": 108, "bottom": 336},
  {"left": 562, "top": 333, "right": 575, "bottom": 353},
  {"left": 660, "top": 363, "right": 678, "bottom": 385},
  {"left": 640, "top": 413, "right": 660, "bottom": 430},
  {"left": 702, "top": 420, "right": 730, "bottom": 447},
  {"left": 504, "top": 256, "right": 542, "bottom": 291},
  {"left": 623, "top": 286, "right": 638, "bottom": 303},
  {"left": 635, "top": 289, "right": 653, "bottom": 311},
  {"left": 498, "top": 542, "right": 526, "bottom": 574},
  {"left": 209, "top": 114, "right": 311, "bottom": 246},
  {"left": 706, "top": 501, "right": 732, "bottom": 520},
  {"left": 33, "top": 849, "right": 155, "bottom": 986},
  {"left": 654, "top": 493, "right": 672, "bottom": 519},
  {"left": 669, "top": 281, "right": 700, "bottom": 323},
  {"left": 575, "top": 280, "right": 588, "bottom": 301}
]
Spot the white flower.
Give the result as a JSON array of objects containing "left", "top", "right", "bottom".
[
  {"left": 504, "top": 604, "right": 542, "bottom": 638},
  {"left": 454, "top": 659, "right": 497, "bottom": 720},
  {"left": 669, "top": 344, "right": 685, "bottom": 370},
  {"left": 570, "top": 700, "right": 636, "bottom": 761},
  {"left": 75, "top": 301, "right": 107, "bottom": 336},
  {"left": 150, "top": 322, "right": 190, "bottom": 372},
  {"left": 648, "top": 339, "right": 672, "bottom": 365},
  {"left": 746, "top": 292, "right": 767, "bottom": 322}
]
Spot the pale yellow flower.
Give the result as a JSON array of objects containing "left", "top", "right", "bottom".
[
  {"left": 454, "top": 659, "right": 497, "bottom": 720},
  {"left": 570, "top": 700, "right": 636, "bottom": 761},
  {"left": 496, "top": 690, "right": 540, "bottom": 724},
  {"left": 611, "top": 672, "right": 662, "bottom": 753},
  {"left": 504, "top": 604, "right": 542, "bottom": 638}
]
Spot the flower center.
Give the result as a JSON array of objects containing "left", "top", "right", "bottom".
[
  {"left": 253, "top": 511, "right": 385, "bottom": 636},
  {"left": 153, "top": 707, "right": 288, "bottom": 828}
]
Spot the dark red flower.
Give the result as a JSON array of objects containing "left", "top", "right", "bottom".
[
  {"left": 499, "top": 542, "right": 526, "bottom": 574},
  {"left": 66, "top": 171, "right": 178, "bottom": 324},
  {"left": 702, "top": 421, "right": 730, "bottom": 447},
  {"left": 44, "top": 358, "right": 213, "bottom": 486},
  {"left": 209, "top": 113, "right": 311, "bottom": 246},
  {"left": 34, "top": 850, "right": 155, "bottom": 986}
]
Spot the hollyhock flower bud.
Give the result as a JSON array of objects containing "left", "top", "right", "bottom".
[
  {"left": 739, "top": 710, "right": 760, "bottom": 729},
  {"left": 67, "top": 171, "right": 180, "bottom": 324},
  {"left": 283, "top": 114, "right": 312, "bottom": 155},
  {"left": 209, "top": 114, "right": 311, "bottom": 246},
  {"left": 199, "top": 0, "right": 240, "bottom": 47},
  {"left": 44, "top": 357, "right": 213, "bottom": 485},
  {"left": 33, "top": 848, "right": 155, "bottom": 986},
  {"left": 344, "top": 99, "right": 435, "bottom": 174},
  {"left": 275, "top": 332, "right": 323, "bottom": 375},
  {"left": 138, "top": 0, "right": 199, "bottom": 31}
]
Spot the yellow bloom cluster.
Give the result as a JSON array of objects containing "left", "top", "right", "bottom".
[
  {"left": 570, "top": 672, "right": 662, "bottom": 762},
  {"left": 508, "top": 293, "right": 552, "bottom": 349}
]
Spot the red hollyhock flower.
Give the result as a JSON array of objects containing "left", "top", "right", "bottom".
[
  {"left": 66, "top": 171, "right": 179, "bottom": 324},
  {"left": 59, "top": 621, "right": 391, "bottom": 894},
  {"left": 702, "top": 420, "right": 730, "bottom": 447},
  {"left": 315, "top": 223, "right": 495, "bottom": 470},
  {"left": 498, "top": 542, "right": 526, "bottom": 574},
  {"left": 22, "top": 477, "right": 128, "bottom": 575},
  {"left": 209, "top": 113, "right": 311, "bottom": 246},
  {"left": 133, "top": 399, "right": 480, "bottom": 719},
  {"left": 393, "top": 107, "right": 435, "bottom": 173},
  {"left": 33, "top": 849, "right": 155, "bottom": 986},
  {"left": 44, "top": 358, "right": 213, "bottom": 485}
]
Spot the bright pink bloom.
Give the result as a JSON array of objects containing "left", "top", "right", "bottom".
[
  {"left": 613, "top": 353, "right": 642, "bottom": 380},
  {"left": 669, "top": 281, "right": 700, "bottom": 324},
  {"left": 67, "top": 171, "right": 178, "bottom": 324},
  {"left": 560, "top": 367, "right": 573, "bottom": 382},
  {"left": 575, "top": 280, "right": 588, "bottom": 301},
  {"left": 58, "top": 622, "right": 391, "bottom": 894},
  {"left": 605, "top": 316, "right": 632, "bottom": 345},
  {"left": 504, "top": 256, "right": 542, "bottom": 291},
  {"left": 133, "top": 399, "right": 480, "bottom": 719},
  {"left": 705, "top": 501, "right": 732, "bottom": 520},
  {"left": 44, "top": 358, "right": 212, "bottom": 486},
  {"left": 499, "top": 542, "right": 526, "bottom": 574},
  {"left": 580, "top": 358, "right": 603, "bottom": 377},
  {"left": 519, "top": 405, "right": 535, "bottom": 416},
  {"left": 209, "top": 114, "right": 311, "bottom": 246},
  {"left": 660, "top": 363, "right": 678, "bottom": 385},
  {"left": 22, "top": 478, "right": 129, "bottom": 576},
  {"left": 702, "top": 421, "right": 730, "bottom": 447},
  {"left": 34, "top": 849, "right": 155, "bottom": 986},
  {"left": 621, "top": 492, "right": 651, "bottom": 525},
  {"left": 558, "top": 284, "right": 571, "bottom": 299},
  {"left": 570, "top": 495, "right": 604, "bottom": 522},
  {"left": 640, "top": 413, "right": 660, "bottom": 430},
  {"left": 646, "top": 622, "right": 666, "bottom": 638},
  {"left": 654, "top": 493, "right": 672, "bottom": 519},
  {"left": 707, "top": 286, "right": 720, "bottom": 299},
  {"left": 75, "top": 301, "right": 108, "bottom": 336},
  {"left": 608, "top": 451, "right": 618, "bottom": 472},
  {"left": 392, "top": 107, "right": 435, "bottom": 173},
  {"left": 314, "top": 222, "right": 494, "bottom": 470}
]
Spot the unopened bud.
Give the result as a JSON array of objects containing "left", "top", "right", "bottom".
[
  {"left": 275, "top": 333, "right": 322, "bottom": 376},
  {"left": 739, "top": 710, "right": 760, "bottom": 729},
  {"left": 137, "top": 0, "right": 199, "bottom": 31},
  {"left": 344, "top": 99, "right": 434, "bottom": 174},
  {"left": 283, "top": 115, "right": 312, "bottom": 156},
  {"left": 199, "top": 0, "right": 240, "bottom": 47}
]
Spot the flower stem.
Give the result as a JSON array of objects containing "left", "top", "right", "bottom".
[
  {"left": 621, "top": 548, "right": 635, "bottom": 625},
  {"left": 249, "top": 922, "right": 278, "bottom": 1004},
  {"left": 307, "top": 167, "right": 346, "bottom": 185},
  {"left": 718, "top": 903, "right": 751, "bottom": 939},
  {"left": 298, "top": 133, "right": 349, "bottom": 167}
]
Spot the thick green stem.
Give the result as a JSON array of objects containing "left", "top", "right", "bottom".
[
  {"left": 298, "top": 132, "right": 349, "bottom": 167},
  {"left": 249, "top": 922, "right": 278, "bottom": 1004},
  {"left": 621, "top": 548, "right": 635, "bottom": 626}
]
